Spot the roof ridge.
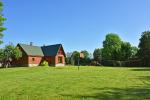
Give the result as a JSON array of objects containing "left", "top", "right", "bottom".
[
  {"left": 41, "top": 44, "right": 62, "bottom": 47},
  {"left": 18, "top": 43, "right": 40, "bottom": 47}
]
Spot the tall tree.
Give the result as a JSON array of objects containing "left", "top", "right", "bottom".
[
  {"left": 80, "top": 50, "right": 90, "bottom": 65},
  {"left": 93, "top": 48, "right": 102, "bottom": 63},
  {"left": 71, "top": 51, "right": 80, "bottom": 65},
  {"left": 131, "top": 46, "right": 138, "bottom": 59},
  {"left": 102, "top": 33, "right": 122, "bottom": 60},
  {"left": 81, "top": 50, "right": 89, "bottom": 59},
  {"left": 1, "top": 44, "right": 22, "bottom": 68},
  {"left": 138, "top": 31, "right": 150, "bottom": 66},
  {"left": 0, "top": 1, "right": 6, "bottom": 44},
  {"left": 119, "top": 42, "right": 132, "bottom": 61},
  {"left": 65, "top": 52, "right": 72, "bottom": 65}
]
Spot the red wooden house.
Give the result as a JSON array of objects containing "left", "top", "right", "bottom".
[{"left": 12, "top": 43, "right": 66, "bottom": 67}]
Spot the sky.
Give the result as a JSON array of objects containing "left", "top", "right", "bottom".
[{"left": 2, "top": 0, "right": 150, "bottom": 53}]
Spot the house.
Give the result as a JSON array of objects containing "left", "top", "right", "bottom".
[{"left": 12, "top": 43, "right": 66, "bottom": 67}]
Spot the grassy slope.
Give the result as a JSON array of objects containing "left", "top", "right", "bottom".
[{"left": 0, "top": 66, "right": 150, "bottom": 100}]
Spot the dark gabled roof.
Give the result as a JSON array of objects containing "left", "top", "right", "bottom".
[
  {"left": 18, "top": 43, "right": 44, "bottom": 56},
  {"left": 41, "top": 44, "right": 62, "bottom": 56},
  {"left": 17, "top": 43, "right": 64, "bottom": 57}
]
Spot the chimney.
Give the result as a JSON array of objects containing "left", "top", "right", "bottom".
[{"left": 30, "top": 42, "right": 33, "bottom": 46}]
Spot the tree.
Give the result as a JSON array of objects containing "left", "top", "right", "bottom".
[
  {"left": 138, "top": 31, "right": 150, "bottom": 66},
  {"left": 119, "top": 42, "right": 132, "bottom": 61},
  {"left": 71, "top": 51, "right": 80, "bottom": 65},
  {"left": 81, "top": 50, "right": 89, "bottom": 59},
  {"left": 102, "top": 33, "right": 122, "bottom": 60},
  {"left": 80, "top": 50, "right": 90, "bottom": 65},
  {"left": 1, "top": 44, "right": 22, "bottom": 68},
  {"left": 65, "top": 52, "right": 72, "bottom": 65},
  {"left": 0, "top": 1, "right": 6, "bottom": 44},
  {"left": 131, "top": 46, "right": 138, "bottom": 59},
  {"left": 93, "top": 48, "right": 102, "bottom": 63}
]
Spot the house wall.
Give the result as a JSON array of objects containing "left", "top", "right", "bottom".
[
  {"left": 55, "top": 47, "right": 65, "bottom": 66},
  {"left": 44, "top": 56, "right": 55, "bottom": 65},
  {"left": 11, "top": 45, "right": 28, "bottom": 66},
  {"left": 55, "top": 55, "right": 65, "bottom": 66},
  {"left": 28, "top": 56, "right": 43, "bottom": 67},
  {"left": 11, "top": 56, "right": 28, "bottom": 67}
]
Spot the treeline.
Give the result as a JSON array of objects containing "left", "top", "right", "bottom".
[{"left": 66, "top": 31, "right": 150, "bottom": 67}]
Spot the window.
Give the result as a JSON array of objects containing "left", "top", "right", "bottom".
[
  {"left": 58, "top": 57, "right": 63, "bottom": 63},
  {"left": 32, "top": 58, "right": 35, "bottom": 61}
]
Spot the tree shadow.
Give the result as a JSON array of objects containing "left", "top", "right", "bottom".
[
  {"left": 60, "top": 71, "right": 150, "bottom": 100},
  {"left": 137, "top": 76, "right": 150, "bottom": 86},
  {"left": 60, "top": 87, "right": 150, "bottom": 100},
  {"left": 131, "top": 68, "right": 150, "bottom": 71}
]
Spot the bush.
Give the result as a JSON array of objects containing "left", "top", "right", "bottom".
[
  {"left": 102, "top": 59, "right": 142, "bottom": 67},
  {"left": 90, "top": 60, "right": 102, "bottom": 66},
  {"left": 101, "top": 60, "right": 114, "bottom": 66},
  {"left": 40, "top": 60, "right": 49, "bottom": 66}
]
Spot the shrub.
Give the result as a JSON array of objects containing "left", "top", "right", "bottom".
[
  {"left": 90, "top": 60, "right": 102, "bottom": 66},
  {"left": 40, "top": 60, "right": 49, "bottom": 66},
  {"left": 102, "top": 59, "right": 142, "bottom": 67}
]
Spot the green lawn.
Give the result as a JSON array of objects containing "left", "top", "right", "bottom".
[{"left": 0, "top": 66, "right": 150, "bottom": 100}]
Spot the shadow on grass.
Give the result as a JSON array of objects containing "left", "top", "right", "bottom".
[
  {"left": 137, "top": 76, "right": 150, "bottom": 86},
  {"left": 131, "top": 68, "right": 150, "bottom": 71},
  {"left": 60, "top": 87, "right": 150, "bottom": 100},
  {"left": 60, "top": 75, "right": 150, "bottom": 100}
]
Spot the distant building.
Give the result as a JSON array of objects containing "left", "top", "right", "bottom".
[{"left": 12, "top": 43, "right": 66, "bottom": 67}]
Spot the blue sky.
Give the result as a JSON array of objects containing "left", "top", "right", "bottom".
[{"left": 2, "top": 0, "right": 150, "bottom": 53}]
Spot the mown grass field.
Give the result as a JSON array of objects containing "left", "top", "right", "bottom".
[{"left": 0, "top": 66, "right": 150, "bottom": 100}]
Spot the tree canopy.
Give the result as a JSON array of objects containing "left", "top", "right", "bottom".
[
  {"left": 0, "top": 44, "right": 22, "bottom": 68},
  {"left": 93, "top": 48, "right": 102, "bottom": 63},
  {"left": 0, "top": 1, "right": 6, "bottom": 44},
  {"left": 138, "top": 31, "right": 150, "bottom": 66},
  {"left": 102, "top": 33, "right": 122, "bottom": 60}
]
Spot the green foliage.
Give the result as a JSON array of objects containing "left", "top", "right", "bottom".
[
  {"left": 98, "top": 33, "right": 140, "bottom": 67},
  {"left": 119, "top": 42, "right": 132, "bottom": 61},
  {"left": 81, "top": 50, "right": 89, "bottom": 59},
  {"left": 65, "top": 57, "right": 71, "bottom": 65},
  {"left": 138, "top": 31, "right": 150, "bottom": 66},
  {"left": 131, "top": 46, "right": 138, "bottom": 59},
  {"left": 0, "top": 1, "right": 6, "bottom": 44},
  {"left": 80, "top": 50, "right": 90, "bottom": 65},
  {"left": 93, "top": 48, "right": 102, "bottom": 63},
  {"left": 70, "top": 51, "right": 91, "bottom": 66},
  {"left": 0, "top": 44, "right": 22, "bottom": 68},
  {"left": 90, "top": 60, "right": 101, "bottom": 66},
  {"left": 40, "top": 60, "right": 49, "bottom": 66},
  {"left": 71, "top": 51, "right": 80, "bottom": 65},
  {"left": 102, "top": 33, "right": 122, "bottom": 60}
]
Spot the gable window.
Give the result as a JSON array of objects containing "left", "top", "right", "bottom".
[
  {"left": 32, "top": 58, "right": 35, "bottom": 61},
  {"left": 58, "top": 57, "right": 63, "bottom": 63}
]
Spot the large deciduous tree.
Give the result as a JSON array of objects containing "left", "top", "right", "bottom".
[
  {"left": 1, "top": 44, "right": 22, "bottom": 68},
  {"left": 119, "top": 42, "right": 132, "bottom": 61},
  {"left": 138, "top": 31, "right": 150, "bottom": 66},
  {"left": 93, "top": 48, "right": 102, "bottom": 63},
  {"left": 81, "top": 50, "right": 89, "bottom": 59},
  {"left": 102, "top": 33, "right": 122, "bottom": 60},
  {"left": 71, "top": 51, "right": 80, "bottom": 65},
  {"left": 80, "top": 50, "right": 90, "bottom": 65},
  {"left": 0, "top": 1, "right": 6, "bottom": 44}
]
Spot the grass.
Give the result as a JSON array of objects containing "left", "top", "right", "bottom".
[{"left": 0, "top": 66, "right": 150, "bottom": 100}]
